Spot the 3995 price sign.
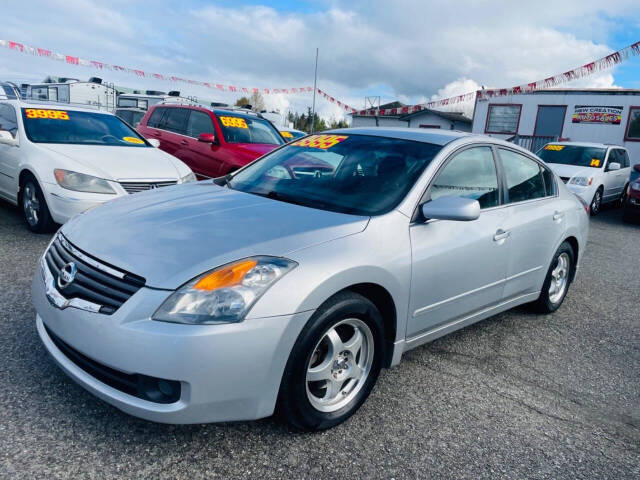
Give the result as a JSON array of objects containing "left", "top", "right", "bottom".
[{"left": 23, "top": 109, "right": 70, "bottom": 120}]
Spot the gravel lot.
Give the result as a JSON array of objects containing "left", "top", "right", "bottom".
[{"left": 0, "top": 199, "right": 638, "bottom": 480}]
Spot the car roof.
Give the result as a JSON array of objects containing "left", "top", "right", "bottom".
[
  {"left": 325, "top": 127, "right": 473, "bottom": 146},
  {"left": 3, "top": 99, "right": 113, "bottom": 115},
  {"left": 550, "top": 141, "right": 625, "bottom": 149}
]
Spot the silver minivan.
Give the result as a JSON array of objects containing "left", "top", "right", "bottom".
[{"left": 33, "top": 128, "right": 589, "bottom": 430}]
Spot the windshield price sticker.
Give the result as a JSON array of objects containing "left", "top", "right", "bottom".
[
  {"left": 292, "top": 134, "right": 348, "bottom": 149},
  {"left": 220, "top": 116, "right": 248, "bottom": 129},
  {"left": 590, "top": 158, "right": 601, "bottom": 167},
  {"left": 280, "top": 131, "right": 293, "bottom": 138},
  {"left": 24, "top": 109, "right": 69, "bottom": 120},
  {"left": 123, "top": 136, "right": 145, "bottom": 144},
  {"left": 544, "top": 144, "right": 564, "bottom": 151}
]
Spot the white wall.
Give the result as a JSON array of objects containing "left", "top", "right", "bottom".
[
  {"left": 351, "top": 116, "right": 405, "bottom": 128},
  {"left": 472, "top": 91, "right": 640, "bottom": 165},
  {"left": 352, "top": 111, "right": 471, "bottom": 131}
]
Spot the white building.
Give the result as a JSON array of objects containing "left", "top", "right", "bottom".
[
  {"left": 471, "top": 88, "right": 640, "bottom": 163},
  {"left": 351, "top": 102, "right": 472, "bottom": 131}
]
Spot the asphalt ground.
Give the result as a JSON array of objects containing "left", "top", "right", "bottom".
[{"left": 0, "top": 199, "right": 638, "bottom": 479}]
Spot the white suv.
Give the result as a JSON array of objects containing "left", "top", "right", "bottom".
[
  {"left": 537, "top": 142, "right": 632, "bottom": 215},
  {"left": 0, "top": 84, "right": 195, "bottom": 232}
]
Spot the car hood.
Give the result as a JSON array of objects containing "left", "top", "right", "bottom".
[
  {"left": 37, "top": 144, "right": 186, "bottom": 181},
  {"left": 228, "top": 143, "right": 279, "bottom": 158},
  {"left": 61, "top": 182, "right": 369, "bottom": 289},
  {"left": 547, "top": 163, "right": 597, "bottom": 179}
]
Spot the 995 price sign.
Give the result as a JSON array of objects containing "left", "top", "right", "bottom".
[{"left": 24, "top": 109, "right": 70, "bottom": 120}]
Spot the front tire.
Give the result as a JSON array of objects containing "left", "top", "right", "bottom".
[
  {"left": 20, "top": 176, "right": 56, "bottom": 233},
  {"left": 277, "top": 291, "right": 385, "bottom": 431},
  {"left": 590, "top": 187, "right": 603, "bottom": 216},
  {"left": 531, "top": 242, "right": 575, "bottom": 313}
]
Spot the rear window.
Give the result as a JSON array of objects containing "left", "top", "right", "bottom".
[
  {"left": 217, "top": 114, "right": 284, "bottom": 145},
  {"left": 21, "top": 108, "right": 149, "bottom": 147},
  {"left": 537, "top": 144, "right": 606, "bottom": 168}
]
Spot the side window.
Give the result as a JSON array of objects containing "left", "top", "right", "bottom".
[
  {"left": 146, "top": 107, "right": 165, "bottom": 128},
  {"left": 187, "top": 110, "right": 215, "bottom": 138},
  {"left": 0, "top": 104, "right": 18, "bottom": 138},
  {"left": 430, "top": 146, "right": 499, "bottom": 209},
  {"left": 541, "top": 166, "right": 556, "bottom": 197},
  {"left": 618, "top": 150, "right": 630, "bottom": 168},
  {"left": 606, "top": 149, "right": 619, "bottom": 170},
  {"left": 163, "top": 108, "right": 189, "bottom": 135},
  {"left": 499, "top": 149, "right": 546, "bottom": 203}
]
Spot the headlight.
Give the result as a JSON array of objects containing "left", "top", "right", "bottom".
[
  {"left": 632, "top": 182, "right": 640, "bottom": 192},
  {"left": 152, "top": 256, "right": 297, "bottom": 325},
  {"left": 54, "top": 169, "right": 116, "bottom": 194},
  {"left": 568, "top": 176, "right": 594, "bottom": 187},
  {"left": 180, "top": 171, "right": 197, "bottom": 183}
]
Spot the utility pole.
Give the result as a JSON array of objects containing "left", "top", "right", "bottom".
[{"left": 310, "top": 47, "right": 318, "bottom": 133}]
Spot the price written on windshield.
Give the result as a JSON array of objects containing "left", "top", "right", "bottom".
[
  {"left": 219, "top": 116, "right": 248, "bottom": 129},
  {"left": 24, "top": 109, "right": 70, "bottom": 120}
]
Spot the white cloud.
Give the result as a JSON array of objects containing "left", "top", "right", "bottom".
[{"left": 1, "top": 0, "right": 638, "bottom": 121}]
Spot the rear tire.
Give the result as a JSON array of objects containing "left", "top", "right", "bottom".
[
  {"left": 531, "top": 241, "right": 575, "bottom": 313},
  {"left": 277, "top": 291, "right": 384, "bottom": 431},
  {"left": 20, "top": 175, "right": 56, "bottom": 233},
  {"left": 590, "top": 187, "right": 603, "bottom": 216}
]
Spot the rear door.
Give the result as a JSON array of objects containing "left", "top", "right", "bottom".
[
  {"left": 498, "top": 148, "right": 565, "bottom": 299},
  {"left": 157, "top": 107, "right": 190, "bottom": 158},
  {"left": 140, "top": 106, "right": 167, "bottom": 145}
]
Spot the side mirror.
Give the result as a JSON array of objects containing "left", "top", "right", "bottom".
[
  {"left": 147, "top": 138, "right": 160, "bottom": 148},
  {"left": 198, "top": 133, "right": 216, "bottom": 143},
  {"left": 0, "top": 130, "right": 18, "bottom": 147},
  {"left": 421, "top": 196, "right": 480, "bottom": 222},
  {"left": 634, "top": 164, "right": 640, "bottom": 173},
  {"left": 607, "top": 161, "right": 621, "bottom": 172}
]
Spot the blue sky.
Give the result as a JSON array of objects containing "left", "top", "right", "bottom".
[{"left": 1, "top": 0, "right": 639, "bottom": 118}]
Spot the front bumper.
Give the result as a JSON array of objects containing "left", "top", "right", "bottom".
[
  {"left": 43, "top": 182, "right": 121, "bottom": 224},
  {"left": 32, "top": 261, "right": 313, "bottom": 423}
]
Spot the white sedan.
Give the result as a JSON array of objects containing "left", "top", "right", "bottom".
[{"left": 0, "top": 88, "right": 195, "bottom": 232}]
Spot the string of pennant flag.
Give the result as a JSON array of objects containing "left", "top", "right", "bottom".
[
  {"left": 0, "top": 39, "right": 313, "bottom": 95},
  {"left": 1, "top": 38, "right": 639, "bottom": 115},
  {"left": 320, "top": 40, "right": 640, "bottom": 117}
]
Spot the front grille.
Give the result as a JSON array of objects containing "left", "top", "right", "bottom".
[
  {"left": 44, "top": 235, "right": 145, "bottom": 314},
  {"left": 560, "top": 177, "right": 570, "bottom": 184},
  {"left": 120, "top": 180, "right": 177, "bottom": 194},
  {"left": 45, "top": 324, "right": 181, "bottom": 404}
]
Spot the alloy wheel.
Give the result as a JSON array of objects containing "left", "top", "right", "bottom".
[
  {"left": 306, "top": 318, "right": 374, "bottom": 413},
  {"left": 548, "top": 252, "right": 570, "bottom": 304},
  {"left": 22, "top": 183, "right": 40, "bottom": 227},
  {"left": 591, "top": 190, "right": 602, "bottom": 214}
]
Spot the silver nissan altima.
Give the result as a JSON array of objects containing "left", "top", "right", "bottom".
[{"left": 33, "top": 128, "right": 589, "bottom": 430}]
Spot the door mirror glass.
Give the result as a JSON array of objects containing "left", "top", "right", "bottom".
[
  {"left": 421, "top": 196, "right": 480, "bottom": 222},
  {"left": 198, "top": 133, "right": 215, "bottom": 143},
  {"left": 147, "top": 138, "right": 160, "bottom": 148},
  {"left": 0, "top": 130, "right": 18, "bottom": 147},
  {"left": 607, "top": 161, "right": 621, "bottom": 172}
]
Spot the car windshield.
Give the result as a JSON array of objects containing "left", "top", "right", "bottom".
[
  {"left": 217, "top": 114, "right": 284, "bottom": 145},
  {"left": 537, "top": 144, "right": 606, "bottom": 168},
  {"left": 22, "top": 108, "right": 150, "bottom": 147},
  {"left": 227, "top": 134, "right": 442, "bottom": 215}
]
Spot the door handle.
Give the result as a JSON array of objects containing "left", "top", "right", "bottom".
[
  {"left": 493, "top": 229, "right": 510, "bottom": 242},
  {"left": 553, "top": 211, "right": 565, "bottom": 221},
  {"left": 180, "top": 139, "right": 189, "bottom": 146},
  {"left": 151, "top": 131, "right": 161, "bottom": 136}
]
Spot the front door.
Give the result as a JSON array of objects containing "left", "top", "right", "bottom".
[
  {"left": 603, "top": 149, "right": 627, "bottom": 200},
  {"left": 183, "top": 110, "right": 223, "bottom": 178},
  {"left": 408, "top": 146, "right": 509, "bottom": 337},
  {"left": 534, "top": 105, "right": 566, "bottom": 139}
]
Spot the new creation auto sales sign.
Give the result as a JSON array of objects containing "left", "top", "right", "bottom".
[{"left": 572, "top": 105, "right": 623, "bottom": 124}]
